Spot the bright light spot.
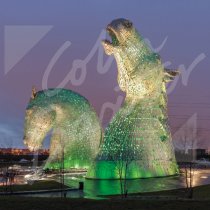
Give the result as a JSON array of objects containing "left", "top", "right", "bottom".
[{"left": 201, "top": 176, "right": 208, "bottom": 179}]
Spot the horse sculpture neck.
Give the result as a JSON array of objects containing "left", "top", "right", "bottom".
[{"left": 86, "top": 18, "right": 178, "bottom": 179}]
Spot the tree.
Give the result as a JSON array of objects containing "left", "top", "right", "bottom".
[
  {"left": 173, "top": 114, "right": 200, "bottom": 198},
  {"left": 108, "top": 117, "right": 138, "bottom": 198}
]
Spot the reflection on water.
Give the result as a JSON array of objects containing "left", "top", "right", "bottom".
[
  {"left": 63, "top": 175, "right": 182, "bottom": 197},
  {"left": 15, "top": 168, "right": 210, "bottom": 199},
  {"left": 61, "top": 168, "right": 210, "bottom": 197}
]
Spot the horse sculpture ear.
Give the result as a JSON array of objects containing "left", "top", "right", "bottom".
[
  {"left": 26, "top": 109, "right": 33, "bottom": 116},
  {"left": 164, "top": 68, "right": 180, "bottom": 83},
  {"left": 31, "top": 86, "right": 37, "bottom": 99}
]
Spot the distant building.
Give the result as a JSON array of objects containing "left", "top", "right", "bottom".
[
  {"left": 0, "top": 148, "right": 49, "bottom": 156},
  {"left": 175, "top": 148, "right": 207, "bottom": 162},
  {"left": 189, "top": 149, "right": 206, "bottom": 158}
]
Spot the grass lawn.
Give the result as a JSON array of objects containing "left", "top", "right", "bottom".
[
  {"left": 0, "top": 183, "right": 210, "bottom": 209},
  {"left": 0, "top": 180, "right": 68, "bottom": 192},
  {"left": 0, "top": 197, "right": 210, "bottom": 210},
  {"left": 125, "top": 184, "right": 210, "bottom": 200}
]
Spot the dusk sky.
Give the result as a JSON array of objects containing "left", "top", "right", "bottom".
[{"left": 0, "top": 0, "right": 210, "bottom": 149}]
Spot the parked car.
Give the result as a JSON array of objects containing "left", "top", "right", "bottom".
[{"left": 194, "top": 158, "right": 210, "bottom": 167}]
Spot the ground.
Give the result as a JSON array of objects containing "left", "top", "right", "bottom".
[
  {"left": 0, "top": 197, "right": 210, "bottom": 210},
  {"left": 1, "top": 183, "right": 210, "bottom": 209},
  {"left": 0, "top": 180, "right": 68, "bottom": 192}
]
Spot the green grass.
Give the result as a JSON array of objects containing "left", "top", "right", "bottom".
[{"left": 0, "top": 180, "right": 68, "bottom": 192}]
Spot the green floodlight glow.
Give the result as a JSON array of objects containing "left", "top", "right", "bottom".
[{"left": 23, "top": 19, "right": 178, "bottom": 179}]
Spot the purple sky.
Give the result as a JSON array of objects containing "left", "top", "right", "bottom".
[{"left": 0, "top": 0, "right": 210, "bottom": 149}]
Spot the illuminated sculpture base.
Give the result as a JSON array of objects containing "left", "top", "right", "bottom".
[
  {"left": 86, "top": 99, "right": 178, "bottom": 179},
  {"left": 86, "top": 160, "right": 177, "bottom": 179},
  {"left": 44, "top": 159, "right": 90, "bottom": 170}
]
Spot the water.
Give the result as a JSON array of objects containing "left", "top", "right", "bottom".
[
  {"left": 20, "top": 168, "right": 210, "bottom": 199},
  {"left": 63, "top": 175, "right": 181, "bottom": 197},
  {"left": 61, "top": 168, "right": 210, "bottom": 197}
]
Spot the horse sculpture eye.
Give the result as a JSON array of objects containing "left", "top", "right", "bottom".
[{"left": 123, "top": 20, "right": 133, "bottom": 28}]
